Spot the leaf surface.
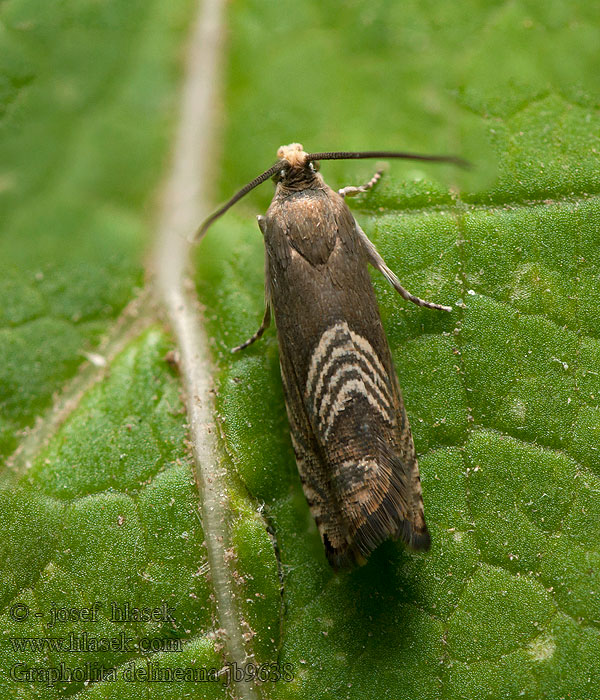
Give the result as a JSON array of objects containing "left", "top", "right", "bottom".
[{"left": 2, "top": 1, "right": 600, "bottom": 698}]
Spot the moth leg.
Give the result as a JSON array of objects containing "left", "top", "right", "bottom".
[
  {"left": 338, "top": 169, "right": 384, "bottom": 198},
  {"left": 231, "top": 304, "right": 271, "bottom": 353},
  {"left": 355, "top": 222, "right": 452, "bottom": 312}
]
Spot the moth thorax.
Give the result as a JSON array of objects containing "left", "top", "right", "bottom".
[{"left": 277, "top": 142, "right": 308, "bottom": 169}]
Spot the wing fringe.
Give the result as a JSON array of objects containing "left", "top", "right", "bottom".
[{"left": 325, "top": 442, "right": 430, "bottom": 570}]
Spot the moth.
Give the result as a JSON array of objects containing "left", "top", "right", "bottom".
[{"left": 198, "top": 143, "right": 466, "bottom": 569}]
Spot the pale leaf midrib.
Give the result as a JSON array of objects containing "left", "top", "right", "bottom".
[{"left": 152, "top": 1, "right": 260, "bottom": 699}]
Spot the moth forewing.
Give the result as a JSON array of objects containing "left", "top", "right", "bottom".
[{"left": 200, "top": 142, "right": 459, "bottom": 569}]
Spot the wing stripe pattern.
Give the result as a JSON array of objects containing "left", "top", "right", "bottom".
[{"left": 305, "top": 321, "right": 395, "bottom": 440}]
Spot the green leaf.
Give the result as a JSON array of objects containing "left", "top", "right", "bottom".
[
  {"left": 2, "top": 0, "right": 600, "bottom": 699},
  {"left": 0, "top": 1, "right": 228, "bottom": 697},
  {"left": 196, "top": 1, "right": 600, "bottom": 699}
]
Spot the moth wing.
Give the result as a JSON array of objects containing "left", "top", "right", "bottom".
[
  {"left": 265, "top": 189, "right": 430, "bottom": 568},
  {"left": 277, "top": 347, "right": 353, "bottom": 564},
  {"left": 301, "top": 317, "right": 430, "bottom": 569}
]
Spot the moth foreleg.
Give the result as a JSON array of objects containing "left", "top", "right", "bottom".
[
  {"left": 355, "top": 222, "right": 452, "bottom": 312},
  {"left": 231, "top": 304, "right": 271, "bottom": 353},
  {"left": 338, "top": 169, "right": 384, "bottom": 198}
]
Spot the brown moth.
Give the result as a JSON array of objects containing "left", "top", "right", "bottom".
[{"left": 198, "top": 143, "right": 465, "bottom": 569}]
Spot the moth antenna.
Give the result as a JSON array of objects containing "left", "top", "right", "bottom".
[
  {"left": 195, "top": 161, "right": 282, "bottom": 240},
  {"left": 196, "top": 148, "right": 470, "bottom": 240},
  {"left": 305, "top": 150, "right": 471, "bottom": 169}
]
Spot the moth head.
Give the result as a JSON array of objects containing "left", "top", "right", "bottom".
[
  {"left": 273, "top": 143, "right": 321, "bottom": 185},
  {"left": 277, "top": 143, "right": 307, "bottom": 168}
]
